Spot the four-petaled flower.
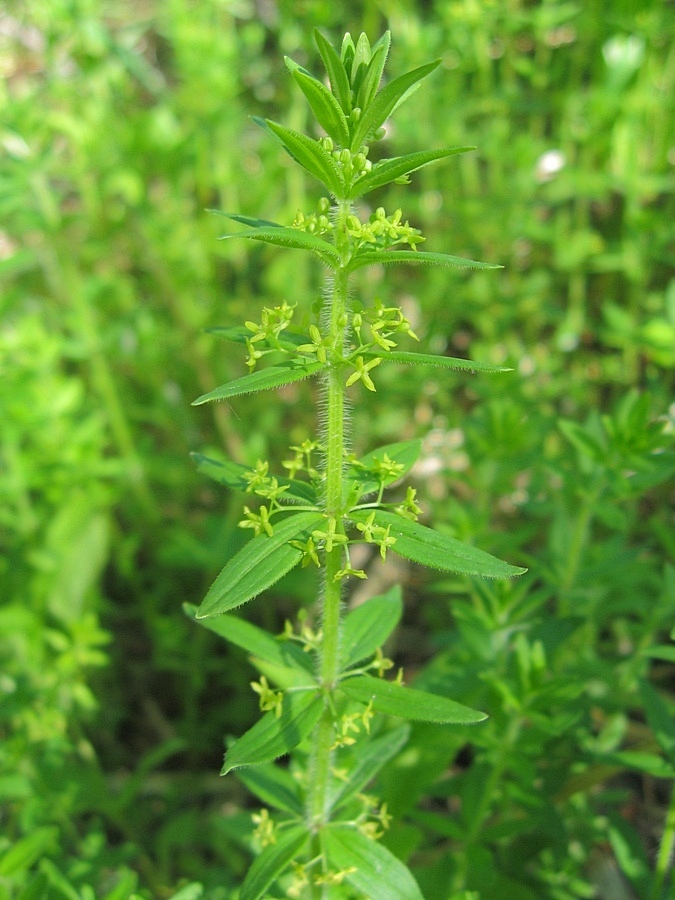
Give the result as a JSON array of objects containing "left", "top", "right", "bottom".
[
  {"left": 334, "top": 565, "right": 367, "bottom": 582},
  {"left": 290, "top": 536, "right": 321, "bottom": 568},
  {"left": 252, "top": 808, "right": 277, "bottom": 846},
  {"left": 250, "top": 676, "right": 284, "bottom": 718},
  {"left": 239, "top": 504, "right": 274, "bottom": 537},
  {"left": 346, "top": 355, "right": 381, "bottom": 392},
  {"left": 312, "top": 517, "right": 348, "bottom": 552}
]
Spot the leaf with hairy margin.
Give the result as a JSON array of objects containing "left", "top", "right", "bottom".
[{"left": 196, "top": 512, "right": 325, "bottom": 618}]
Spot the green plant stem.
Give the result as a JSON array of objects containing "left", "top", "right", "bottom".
[
  {"left": 307, "top": 199, "right": 352, "bottom": 832},
  {"left": 650, "top": 780, "right": 675, "bottom": 900},
  {"left": 559, "top": 481, "right": 603, "bottom": 615}
]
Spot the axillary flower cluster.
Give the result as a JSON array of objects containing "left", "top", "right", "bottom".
[{"left": 186, "top": 28, "right": 525, "bottom": 899}]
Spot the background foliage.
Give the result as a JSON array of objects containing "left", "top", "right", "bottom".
[{"left": 1, "top": 0, "right": 673, "bottom": 897}]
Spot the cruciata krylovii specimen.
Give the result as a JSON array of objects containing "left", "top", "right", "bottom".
[{"left": 185, "top": 30, "right": 526, "bottom": 900}]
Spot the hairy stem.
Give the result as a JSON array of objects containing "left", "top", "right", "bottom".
[{"left": 307, "top": 198, "right": 352, "bottom": 831}]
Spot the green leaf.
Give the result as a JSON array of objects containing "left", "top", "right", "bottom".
[
  {"left": 314, "top": 28, "right": 352, "bottom": 113},
  {"left": 558, "top": 419, "right": 606, "bottom": 462},
  {"left": 347, "top": 438, "right": 422, "bottom": 497},
  {"left": 167, "top": 884, "right": 204, "bottom": 900},
  {"left": 222, "top": 691, "right": 323, "bottom": 773},
  {"left": 240, "top": 825, "right": 309, "bottom": 900},
  {"left": 265, "top": 119, "right": 345, "bottom": 196},
  {"left": 348, "top": 249, "right": 502, "bottom": 272},
  {"left": 286, "top": 60, "right": 350, "bottom": 146},
  {"left": 322, "top": 826, "right": 424, "bottom": 900},
  {"left": 342, "top": 586, "right": 403, "bottom": 668},
  {"left": 191, "top": 453, "right": 317, "bottom": 505},
  {"left": 207, "top": 209, "right": 280, "bottom": 228},
  {"left": 350, "top": 147, "right": 474, "bottom": 198},
  {"left": 340, "top": 33, "right": 356, "bottom": 75},
  {"left": 639, "top": 680, "right": 675, "bottom": 763},
  {"left": 314, "top": 28, "right": 352, "bottom": 115},
  {"left": 349, "top": 60, "right": 440, "bottom": 152},
  {"left": 196, "top": 512, "right": 325, "bottom": 617},
  {"left": 603, "top": 751, "right": 675, "bottom": 779},
  {"left": 330, "top": 724, "right": 410, "bottom": 814},
  {"left": 645, "top": 644, "right": 675, "bottom": 663},
  {"left": 351, "top": 33, "right": 372, "bottom": 95},
  {"left": 101, "top": 871, "right": 142, "bottom": 900},
  {"left": 0, "top": 827, "right": 58, "bottom": 876},
  {"left": 183, "top": 604, "right": 315, "bottom": 675},
  {"left": 340, "top": 674, "right": 486, "bottom": 724},
  {"left": 192, "top": 361, "right": 325, "bottom": 405},
  {"left": 236, "top": 764, "right": 304, "bottom": 816},
  {"left": 369, "top": 350, "right": 513, "bottom": 374},
  {"left": 219, "top": 225, "right": 338, "bottom": 263},
  {"left": 249, "top": 657, "right": 317, "bottom": 690},
  {"left": 350, "top": 509, "right": 527, "bottom": 579},
  {"left": 217, "top": 222, "right": 340, "bottom": 267},
  {"left": 356, "top": 32, "right": 391, "bottom": 110}
]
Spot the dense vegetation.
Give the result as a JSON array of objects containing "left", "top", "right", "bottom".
[{"left": 1, "top": 1, "right": 673, "bottom": 898}]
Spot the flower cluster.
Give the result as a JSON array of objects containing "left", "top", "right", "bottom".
[
  {"left": 292, "top": 196, "right": 332, "bottom": 235},
  {"left": 332, "top": 700, "right": 375, "bottom": 749},
  {"left": 347, "top": 206, "right": 425, "bottom": 253},
  {"left": 321, "top": 137, "right": 373, "bottom": 181},
  {"left": 244, "top": 300, "right": 296, "bottom": 370}
]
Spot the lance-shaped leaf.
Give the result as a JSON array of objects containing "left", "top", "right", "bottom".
[
  {"left": 217, "top": 222, "right": 340, "bottom": 267},
  {"left": 197, "top": 512, "right": 325, "bottom": 618},
  {"left": 314, "top": 28, "right": 352, "bottom": 113},
  {"left": 355, "top": 31, "right": 391, "bottom": 111},
  {"left": 341, "top": 586, "right": 403, "bottom": 669},
  {"left": 237, "top": 763, "right": 305, "bottom": 816},
  {"left": 348, "top": 249, "right": 502, "bottom": 273},
  {"left": 347, "top": 438, "right": 422, "bottom": 498},
  {"left": 265, "top": 119, "right": 346, "bottom": 197},
  {"left": 285, "top": 58, "right": 350, "bottom": 147},
  {"left": 350, "top": 32, "right": 372, "bottom": 95},
  {"left": 350, "top": 509, "right": 527, "bottom": 579},
  {"left": 183, "top": 603, "right": 315, "bottom": 675},
  {"left": 0, "top": 827, "right": 59, "bottom": 878},
  {"left": 365, "top": 350, "right": 513, "bottom": 375},
  {"left": 349, "top": 147, "right": 474, "bottom": 198},
  {"left": 249, "top": 657, "right": 317, "bottom": 690},
  {"left": 322, "top": 826, "right": 424, "bottom": 900},
  {"left": 349, "top": 60, "right": 440, "bottom": 152},
  {"left": 222, "top": 690, "right": 323, "bottom": 773},
  {"left": 340, "top": 674, "right": 486, "bottom": 724},
  {"left": 192, "top": 361, "right": 325, "bottom": 405},
  {"left": 191, "top": 453, "right": 317, "bottom": 504},
  {"left": 329, "top": 724, "right": 410, "bottom": 814},
  {"left": 240, "top": 824, "right": 309, "bottom": 900},
  {"left": 207, "top": 209, "right": 280, "bottom": 228}
]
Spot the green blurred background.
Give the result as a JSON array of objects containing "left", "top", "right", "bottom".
[{"left": 1, "top": 0, "right": 674, "bottom": 897}]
